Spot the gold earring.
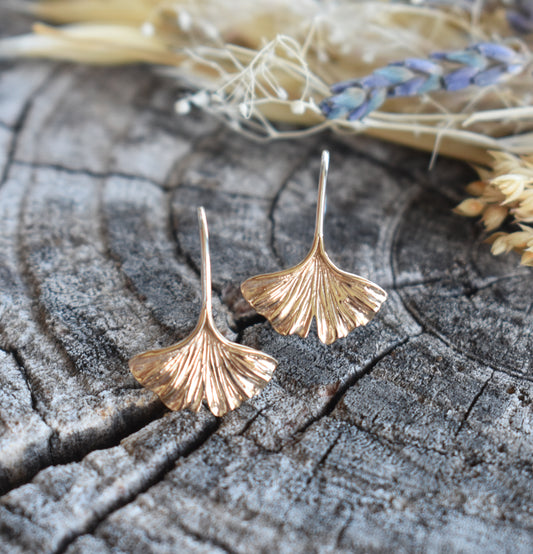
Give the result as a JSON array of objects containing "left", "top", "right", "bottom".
[
  {"left": 129, "top": 207, "right": 278, "bottom": 417},
  {"left": 241, "top": 151, "right": 387, "bottom": 345}
]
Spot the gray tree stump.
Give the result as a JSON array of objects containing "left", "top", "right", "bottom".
[{"left": 0, "top": 8, "right": 532, "bottom": 554}]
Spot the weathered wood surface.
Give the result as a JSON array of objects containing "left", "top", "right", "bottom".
[{"left": 0, "top": 9, "right": 532, "bottom": 554}]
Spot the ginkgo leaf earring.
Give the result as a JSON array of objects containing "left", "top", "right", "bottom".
[
  {"left": 129, "top": 207, "right": 278, "bottom": 417},
  {"left": 241, "top": 150, "right": 387, "bottom": 345}
]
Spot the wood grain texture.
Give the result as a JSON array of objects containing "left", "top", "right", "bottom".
[{"left": 0, "top": 8, "right": 532, "bottom": 554}]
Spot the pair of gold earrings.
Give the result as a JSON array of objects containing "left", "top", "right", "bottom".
[{"left": 129, "top": 151, "right": 387, "bottom": 417}]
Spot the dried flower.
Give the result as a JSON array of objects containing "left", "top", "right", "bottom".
[
  {"left": 481, "top": 204, "right": 508, "bottom": 231},
  {"left": 456, "top": 151, "right": 533, "bottom": 265},
  {"left": 0, "top": 1, "right": 532, "bottom": 164},
  {"left": 454, "top": 198, "right": 486, "bottom": 217},
  {"left": 507, "top": 0, "right": 533, "bottom": 33},
  {"left": 320, "top": 43, "right": 528, "bottom": 122}
]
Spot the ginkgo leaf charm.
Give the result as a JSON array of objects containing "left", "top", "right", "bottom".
[
  {"left": 241, "top": 151, "right": 387, "bottom": 345},
  {"left": 129, "top": 207, "right": 278, "bottom": 417}
]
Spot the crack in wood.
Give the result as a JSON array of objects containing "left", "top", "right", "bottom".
[
  {"left": 333, "top": 510, "right": 353, "bottom": 551},
  {"left": 0, "top": 397, "right": 167, "bottom": 497},
  {"left": 398, "top": 299, "right": 533, "bottom": 384},
  {"left": 17, "top": 339, "right": 416, "bottom": 546},
  {"left": 53, "top": 418, "right": 220, "bottom": 554},
  {"left": 0, "top": 344, "right": 50, "bottom": 430},
  {"left": 293, "top": 335, "right": 414, "bottom": 440},
  {"left": 454, "top": 371, "right": 494, "bottom": 438},
  {"left": 14, "top": 159, "right": 163, "bottom": 189},
  {"left": 1, "top": 167, "right": 183, "bottom": 490},
  {"left": 389, "top": 201, "right": 532, "bottom": 384},
  {"left": 236, "top": 403, "right": 272, "bottom": 437},
  {"left": 15, "top": 173, "right": 89, "bottom": 381},
  {"left": 0, "top": 91, "right": 33, "bottom": 191},
  {"left": 277, "top": 430, "right": 343, "bottom": 526},
  {"left": 165, "top": 520, "right": 236, "bottom": 554}
]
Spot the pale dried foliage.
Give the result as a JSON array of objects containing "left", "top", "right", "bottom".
[
  {"left": 1, "top": 0, "right": 532, "bottom": 164},
  {"left": 454, "top": 151, "right": 533, "bottom": 266}
]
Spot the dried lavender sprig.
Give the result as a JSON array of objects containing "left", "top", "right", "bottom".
[
  {"left": 320, "top": 42, "right": 528, "bottom": 122},
  {"left": 507, "top": 0, "right": 533, "bottom": 33},
  {"left": 401, "top": 0, "right": 533, "bottom": 34},
  {"left": 402, "top": 0, "right": 533, "bottom": 31}
]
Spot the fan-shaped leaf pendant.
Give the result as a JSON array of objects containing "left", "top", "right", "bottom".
[
  {"left": 129, "top": 208, "right": 278, "bottom": 417},
  {"left": 241, "top": 151, "right": 387, "bottom": 345}
]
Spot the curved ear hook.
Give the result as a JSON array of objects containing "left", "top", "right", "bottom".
[
  {"left": 315, "top": 150, "right": 329, "bottom": 239},
  {"left": 241, "top": 150, "right": 387, "bottom": 344},
  {"left": 198, "top": 207, "right": 212, "bottom": 317}
]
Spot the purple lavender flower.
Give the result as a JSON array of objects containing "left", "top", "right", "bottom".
[
  {"left": 507, "top": 0, "right": 533, "bottom": 33},
  {"left": 320, "top": 42, "right": 527, "bottom": 122}
]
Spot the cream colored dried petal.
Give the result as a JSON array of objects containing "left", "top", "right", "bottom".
[
  {"left": 490, "top": 230, "right": 532, "bottom": 256},
  {"left": 453, "top": 198, "right": 485, "bottom": 217},
  {"left": 481, "top": 204, "right": 508, "bottom": 231},
  {"left": 489, "top": 151, "right": 533, "bottom": 179},
  {"left": 480, "top": 186, "right": 505, "bottom": 204},
  {"left": 512, "top": 194, "right": 533, "bottom": 222},
  {"left": 513, "top": 209, "right": 533, "bottom": 223},
  {"left": 520, "top": 233, "right": 533, "bottom": 265},
  {"left": 489, "top": 151, "right": 526, "bottom": 176},
  {"left": 465, "top": 180, "right": 486, "bottom": 197},
  {"left": 491, "top": 174, "right": 531, "bottom": 204},
  {"left": 490, "top": 235, "right": 512, "bottom": 256},
  {"left": 521, "top": 251, "right": 533, "bottom": 266}
]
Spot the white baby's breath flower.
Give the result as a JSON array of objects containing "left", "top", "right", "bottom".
[
  {"left": 141, "top": 22, "right": 155, "bottom": 37},
  {"left": 175, "top": 98, "right": 191, "bottom": 114},
  {"left": 190, "top": 90, "right": 210, "bottom": 108},
  {"left": 239, "top": 102, "right": 251, "bottom": 118},
  {"left": 178, "top": 11, "right": 193, "bottom": 32},
  {"left": 290, "top": 100, "right": 306, "bottom": 114}
]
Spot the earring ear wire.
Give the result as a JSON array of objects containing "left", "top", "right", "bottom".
[
  {"left": 129, "top": 207, "right": 278, "bottom": 417},
  {"left": 241, "top": 150, "right": 387, "bottom": 345}
]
